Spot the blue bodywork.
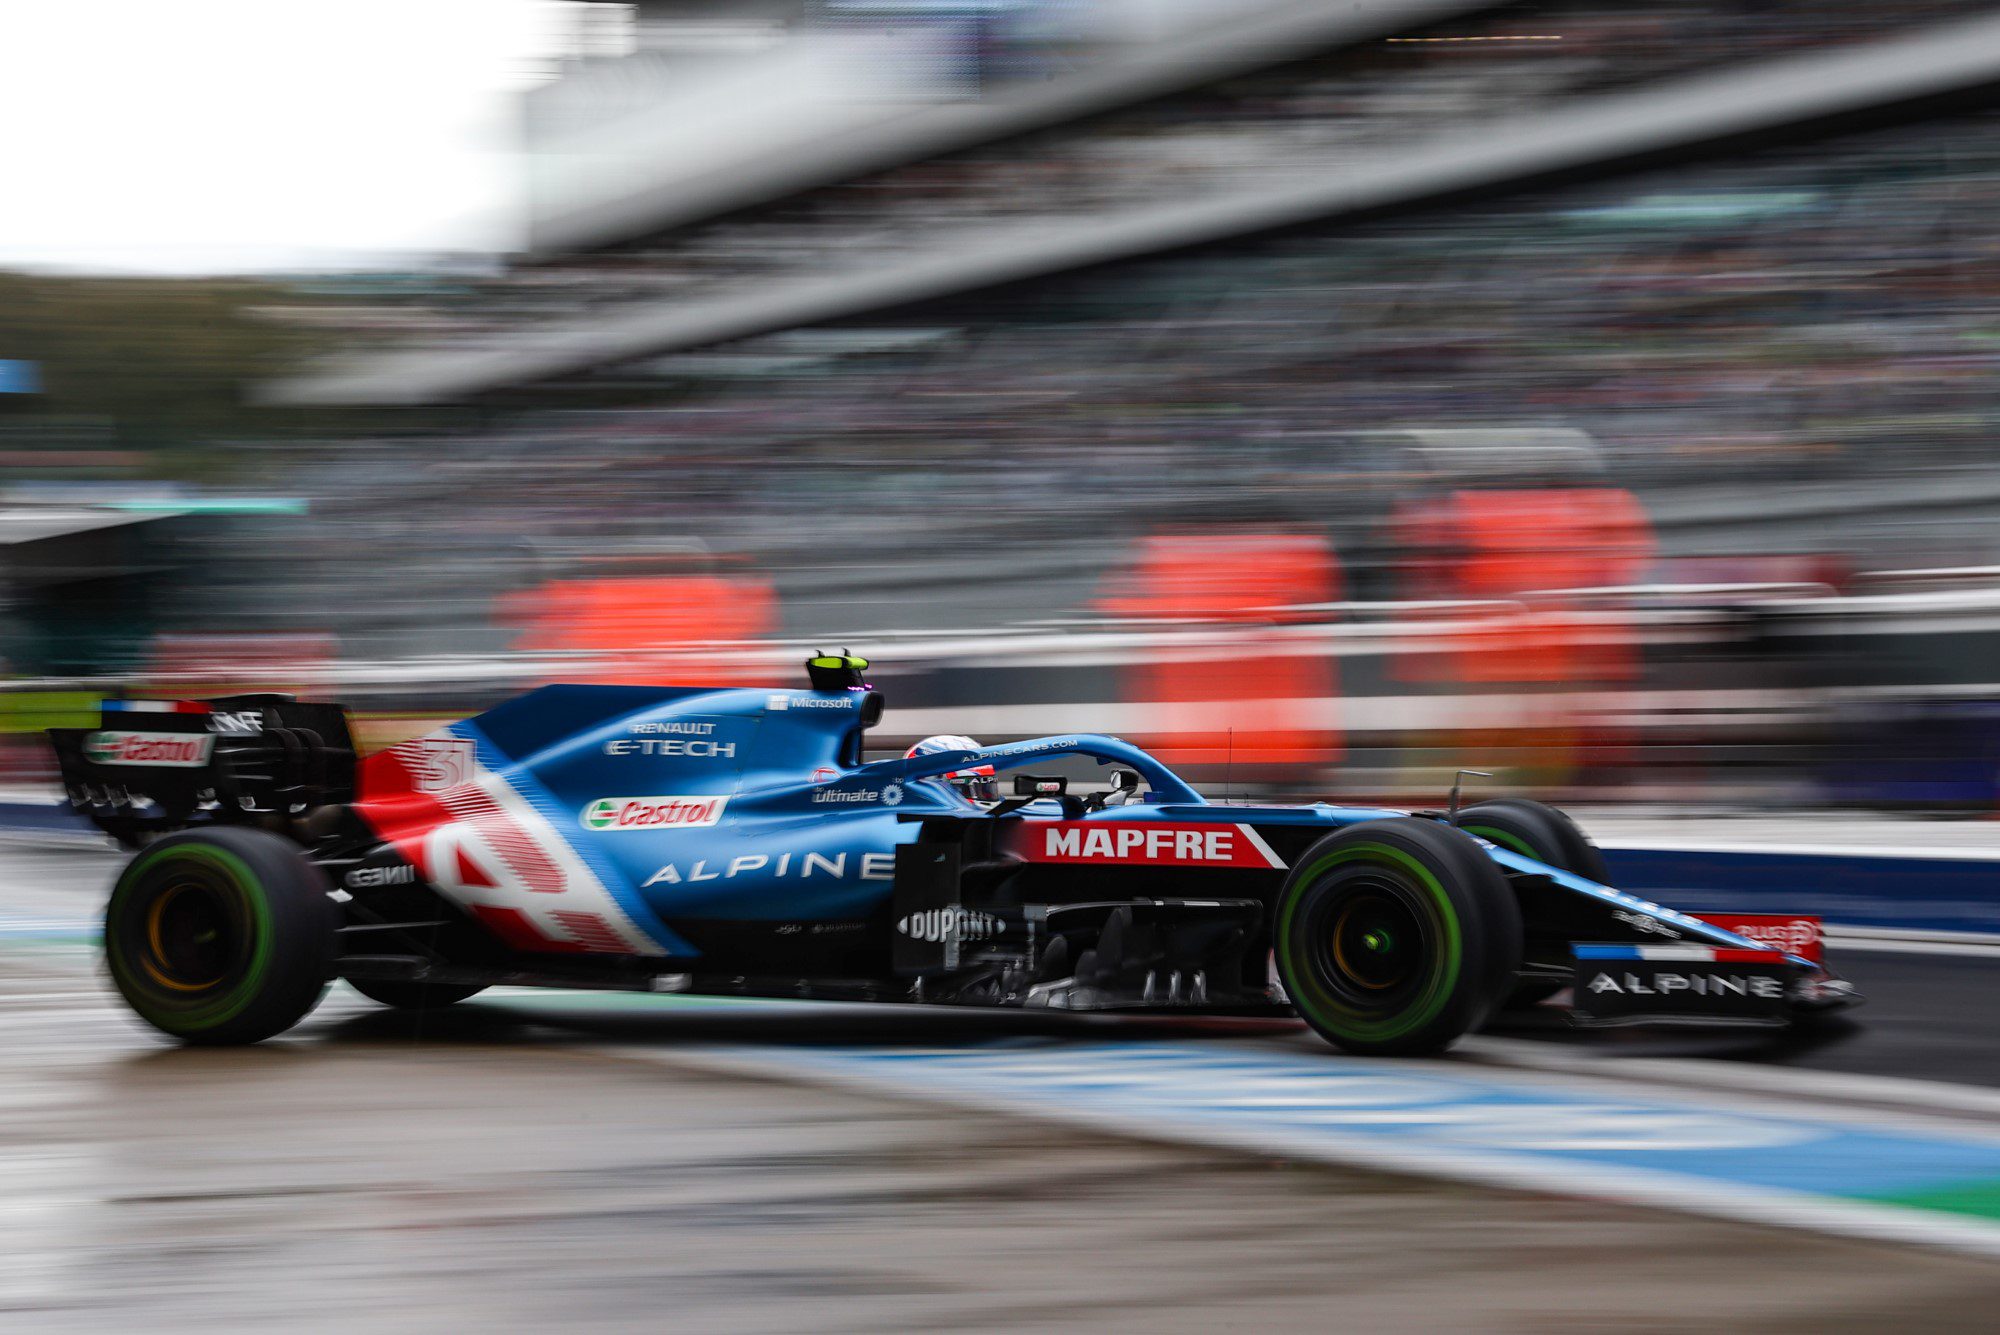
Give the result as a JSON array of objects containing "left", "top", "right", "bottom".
[{"left": 446, "top": 682, "right": 1801, "bottom": 967}]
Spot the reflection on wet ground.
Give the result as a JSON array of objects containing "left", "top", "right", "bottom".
[{"left": 5, "top": 943, "right": 2000, "bottom": 1332}]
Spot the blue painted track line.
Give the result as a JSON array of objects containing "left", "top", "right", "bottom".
[
  {"left": 0, "top": 914, "right": 97, "bottom": 944},
  {"left": 0, "top": 801, "right": 96, "bottom": 837},
  {"left": 650, "top": 1035, "right": 2000, "bottom": 1256}
]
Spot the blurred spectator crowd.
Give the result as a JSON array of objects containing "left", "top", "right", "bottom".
[
  {"left": 251, "top": 101, "right": 2000, "bottom": 654},
  {"left": 292, "top": 0, "right": 1993, "bottom": 342}
]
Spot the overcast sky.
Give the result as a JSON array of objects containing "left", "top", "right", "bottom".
[{"left": 0, "top": 1, "right": 548, "bottom": 275}]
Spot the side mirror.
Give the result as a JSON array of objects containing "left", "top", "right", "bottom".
[
  {"left": 1013, "top": 773, "right": 1067, "bottom": 798},
  {"left": 1109, "top": 769, "right": 1140, "bottom": 793}
]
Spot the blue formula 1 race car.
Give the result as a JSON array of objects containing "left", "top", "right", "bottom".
[{"left": 49, "top": 654, "right": 1857, "bottom": 1052}]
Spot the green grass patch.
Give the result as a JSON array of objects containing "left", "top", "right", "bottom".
[{"left": 1866, "top": 1179, "right": 2000, "bottom": 1221}]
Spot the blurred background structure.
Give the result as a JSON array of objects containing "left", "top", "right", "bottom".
[{"left": 11, "top": 0, "right": 2000, "bottom": 807}]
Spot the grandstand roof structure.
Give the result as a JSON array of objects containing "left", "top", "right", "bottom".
[
  {"left": 266, "top": 6, "right": 2000, "bottom": 408},
  {"left": 528, "top": 0, "right": 1501, "bottom": 256}
]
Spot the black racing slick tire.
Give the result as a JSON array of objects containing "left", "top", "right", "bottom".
[
  {"left": 103, "top": 827, "right": 338, "bottom": 1045},
  {"left": 1457, "top": 798, "right": 1608, "bottom": 1008},
  {"left": 1456, "top": 798, "right": 1610, "bottom": 883},
  {"left": 346, "top": 978, "right": 487, "bottom": 1010},
  {"left": 1274, "top": 819, "right": 1523, "bottom": 1056}
]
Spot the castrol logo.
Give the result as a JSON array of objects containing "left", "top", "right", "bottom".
[
  {"left": 580, "top": 795, "right": 727, "bottom": 832},
  {"left": 83, "top": 731, "right": 213, "bottom": 768}
]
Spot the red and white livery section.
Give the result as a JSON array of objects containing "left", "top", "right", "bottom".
[
  {"left": 1003, "top": 820, "right": 1287, "bottom": 869},
  {"left": 1696, "top": 913, "right": 1824, "bottom": 963},
  {"left": 355, "top": 732, "right": 666, "bottom": 957}
]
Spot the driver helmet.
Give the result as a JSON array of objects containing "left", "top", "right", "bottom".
[{"left": 905, "top": 734, "right": 997, "bottom": 802}]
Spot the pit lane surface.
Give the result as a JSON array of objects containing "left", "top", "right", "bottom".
[
  {"left": 14, "top": 957, "right": 2000, "bottom": 1331},
  {"left": 10, "top": 838, "right": 2000, "bottom": 1328}
]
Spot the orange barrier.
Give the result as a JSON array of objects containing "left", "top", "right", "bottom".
[
  {"left": 1393, "top": 488, "right": 1657, "bottom": 781},
  {"left": 1097, "top": 533, "right": 1341, "bottom": 767},
  {"left": 1395, "top": 488, "right": 1655, "bottom": 685},
  {"left": 504, "top": 575, "right": 777, "bottom": 686}
]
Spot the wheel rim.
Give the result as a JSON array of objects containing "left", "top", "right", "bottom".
[
  {"left": 140, "top": 877, "right": 241, "bottom": 992},
  {"left": 106, "top": 841, "right": 294, "bottom": 1038},
  {"left": 1328, "top": 891, "right": 1423, "bottom": 993},
  {"left": 1303, "top": 868, "right": 1434, "bottom": 1011}
]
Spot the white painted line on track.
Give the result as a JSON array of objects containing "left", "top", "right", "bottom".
[
  {"left": 1837, "top": 924, "right": 2000, "bottom": 946},
  {"left": 1827, "top": 926, "right": 2000, "bottom": 957},
  {"left": 1460, "top": 1036, "right": 2000, "bottom": 1126},
  {"left": 1599, "top": 837, "right": 2000, "bottom": 862},
  {"left": 608, "top": 1040, "right": 2000, "bottom": 1260},
  {"left": 1831, "top": 937, "right": 2000, "bottom": 958},
  {"left": 0, "top": 831, "right": 114, "bottom": 851},
  {"left": 1436, "top": 1045, "right": 2000, "bottom": 1144}
]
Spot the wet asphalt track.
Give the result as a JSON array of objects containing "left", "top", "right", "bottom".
[{"left": 10, "top": 839, "right": 2000, "bottom": 1329}]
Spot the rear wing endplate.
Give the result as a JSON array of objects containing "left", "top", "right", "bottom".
[{"left": 48, "top": 694, "right": 355, "bottom": 847}]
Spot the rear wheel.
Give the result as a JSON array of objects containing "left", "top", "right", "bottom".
[
  {"left": 346, "top": 978, "right": 486, "bottom": 1010},
  {"left": 103, "top": 827, "right": 338, "bottom": 1045},
  {"left": 1458, "top": 799, "right": 1607, "bottom": 1008},
  {"left": 1273, "top": 818, "right": 1521, "bottom": 1055}
]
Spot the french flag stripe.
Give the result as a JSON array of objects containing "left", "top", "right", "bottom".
[
  {"left": 100, "top": 699, "right": 210, "bottom": 715},
  {"left": 1574, "top": 944, "right": 1788, "bottom": 962},
  {"left": 1574, "top": 945, "right": 1647, "bottom": 960}
]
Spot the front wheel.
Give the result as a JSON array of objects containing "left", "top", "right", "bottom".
[
  {"left": 1458, "top": 798, "right": 1607, "bottom": 1009},
  {"left": 1274, "top": 818, "right": 1522, "bottom": 1056},
  {"left": 1456, "top": 797, "right": 1609, "bottom": 883},
  {"left": 103, "top": 827, "right": 338, "bottom": 1045}
]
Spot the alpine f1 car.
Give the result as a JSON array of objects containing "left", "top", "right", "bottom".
[{"left": 50, "top": 654, "right": 1857, "bottom": 1052}]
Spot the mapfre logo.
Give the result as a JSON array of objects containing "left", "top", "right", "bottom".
[
  {"left": 580, "top": 795, "right": 727, "bottom": 832},
  {"left": 1012, "top": 821, "right": 1286, "bottom": 869},
  {"left": 83, "top": 731, "right": 212, "bottom": 768}
]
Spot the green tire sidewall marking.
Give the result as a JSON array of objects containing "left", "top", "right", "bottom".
[
  {"left": 109, "top": 844, "right": 276, "bottom": 1032},
  {"left": 1460, "top": 825, "right": 1540, "bottom": 861},
  {"left": 1276, "top": 842, "right": 1465, "bottom": 1042}
]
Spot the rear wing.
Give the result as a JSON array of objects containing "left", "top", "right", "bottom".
[{"left": 49, "top": 695, "right": 356, "bottom": 847}]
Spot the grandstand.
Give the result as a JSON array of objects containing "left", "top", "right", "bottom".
[{"left": 249, "top": 0, "right": 2000, "bottom": 653}]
